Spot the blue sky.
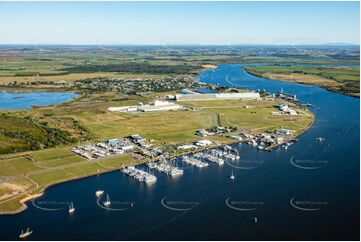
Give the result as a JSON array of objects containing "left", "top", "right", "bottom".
[{"left": 0, "top": 1, "right": 359, "bottom": 45}]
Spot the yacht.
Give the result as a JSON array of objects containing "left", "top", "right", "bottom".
[
  {"left": 95, "top": 190, "right": 104, "bottom": 197},
  {"left": 68, "top": 202, "right": 75, "bottom": 214},
  {"left": 230, "top": 170, "right": 235, "bottom": 180},
  {"left": 316, "top": 137, "right": 325, "bottom": 142},
  {"left": 103, "top": 194, "right": 111, "bottom": 207},
  {"left": 144, "top": 175, "right": 157, "bottom": 183},
  {"left": 19, "top": 228, "right": 33, "bottom": 239},
  {"left": 169, "top": 168, "right": 184, "bottom": 177}
]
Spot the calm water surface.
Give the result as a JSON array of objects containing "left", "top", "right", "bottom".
[
  {"left": 0, "top": 65, "right": 359, "bottom": 240},
  {"left": 0, "top": 91, "right": 78, "bottom": 110}
]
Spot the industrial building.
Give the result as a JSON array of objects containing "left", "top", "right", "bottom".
[
  {"left": 175, "top": 92, "right": 260, "bottom": 101},
  {"left": 271, "top": 103, "right": 298, "bottom": 116},
  {"left": 108, "top": 100, "right": 183, "bottom": 113},
  {"left": 195, "top": 140, "right": 213, "bottom": 147}
]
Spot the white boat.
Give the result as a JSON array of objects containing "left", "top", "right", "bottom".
[
  {"left": 19, "top": 228, "right": 33, "bottom": 239},
  {"left": 68, "top": 202, "right": 75, "bottom": 214},
  {"left": 230, "top": 170, "right": 235, "bottom": 180},
  {"left": 144, "top": 175, "right": 157, "bottom": 183},
  {"left": 316, "top": 137, "right": 325, "bottom": 142},
  {"left": 103, "top": 194, "right": 111, "bottom": 207},
  {"left": 95, "top": 190, "right": 104, "bottom": 197},
  {"left": 169, "top": 168, "right": 184, "bottom": 177}
]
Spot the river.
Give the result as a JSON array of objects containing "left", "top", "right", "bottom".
[{"left": 0, "top": 64, "right": 359, "bottom": 240}]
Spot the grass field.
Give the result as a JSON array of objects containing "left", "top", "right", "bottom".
[
  {"left": 245, "top": 65, "right": 360, "bottom": 96},
  {"left": 0, "top": 157, "right": 41, "bottom": 176},
  {"left": 182, "top": 99, "right": 313, "bottom": 133}
]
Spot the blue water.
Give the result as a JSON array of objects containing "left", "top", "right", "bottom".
[
  {"left": 0, "top": 65, "right": 359, "bottom": 240},
  {"left": 0, "top": 91, "right": 79, "bottom": 110},
  {"left": 194, "top": 87, "right": 219, "bottom": 94}
]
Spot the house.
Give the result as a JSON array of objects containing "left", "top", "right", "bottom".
[
  {"left": 196, "top": 129, "right": 214, "bottom": 137},
  {"left": 195, "top": 140, "right": 213, "bottom": 147},
  {"left": 279, "top": 104, "right": 289, "bottom": 111},
  {"left": 275, "top": 129, "right": 295, "bottom": 136},
  {"left": 177, "top": 144, "right": 198, "bottom": 150}
]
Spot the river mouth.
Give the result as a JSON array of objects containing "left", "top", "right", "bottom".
[
  {"left": 0, "top": 64, "right": 359, "bottom": 240},
  {"left": 0, "top": 90, "right": 79, "bottom": 110}
]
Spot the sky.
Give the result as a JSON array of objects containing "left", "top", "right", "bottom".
[{"left": 0, "top": 1, "right": 359, "bottom": 45}]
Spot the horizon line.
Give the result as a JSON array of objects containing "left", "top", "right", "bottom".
[{"left": 0, "top": 43, "right": 359, "bottom": 47}]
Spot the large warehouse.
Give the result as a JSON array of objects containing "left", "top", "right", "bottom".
[
  {"left": 108, "top": 100, "right": 183, "bottom": 113},
  {"left": 175, "top": 92, "right": 260, "bottom": 101}
]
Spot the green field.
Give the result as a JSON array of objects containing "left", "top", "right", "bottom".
[
  {"left": 245, "top": 65, "right": 360, "bottom": 96},
  {"left": 0, "top": 46, "right": 358, "bottom": 85}
]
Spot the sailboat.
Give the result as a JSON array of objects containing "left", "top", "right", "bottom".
[
  {"left": 230, "top": 170, "right": 235, "bottom": 180},
  {"left": 103, "top": 194, "right": 111, "bottom": 207},
  {"left": 68, "top": 202, "right": 75, "bottom": 214},
  {"left": 316, "top": 137, "right": 325, "bottom": 142},
  {"left": 19, "top": 228, "right": 33, "bottom": 239},
  {"left": 95, "top": 190, "right": 104, "bottom": 197}
]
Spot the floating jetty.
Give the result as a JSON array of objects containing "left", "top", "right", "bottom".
[
  {"left": 193, "top": 151, "right": 225, "bottom": 165},
  {"left": 209, "top": 148, "right": 240, "bottom": 161},
  {"left": 187, "top": 146, "right": 240, "bottom": 166},
  {"left": 147, "top": 160, "right": 184, "bottom": 177},
  {"left": 122, "top": 166, "right": 157, "bottom": 183},
  {"left": 181, "top": 156, "right": 209, "bottom": 168}
]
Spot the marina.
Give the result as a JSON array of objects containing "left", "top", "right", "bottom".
[
  {"left": 181, "top": 155, "right": 209, "bottom": 168},
  {"left": 147, "top": 160, "right": 184, "bottom": 177},
  {"left": 121, "top": 166, "right": 157, "bottom": 183}
]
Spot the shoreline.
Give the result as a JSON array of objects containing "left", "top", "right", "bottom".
[
  {"left": 191, "top": 64, "right": 218, "bottom": 74},
  {"left": 0, "top": 115, "right": 314, "bottom": 216},
  {"left": 0, "top": 141, "right": 231, "bottom": 215}
]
